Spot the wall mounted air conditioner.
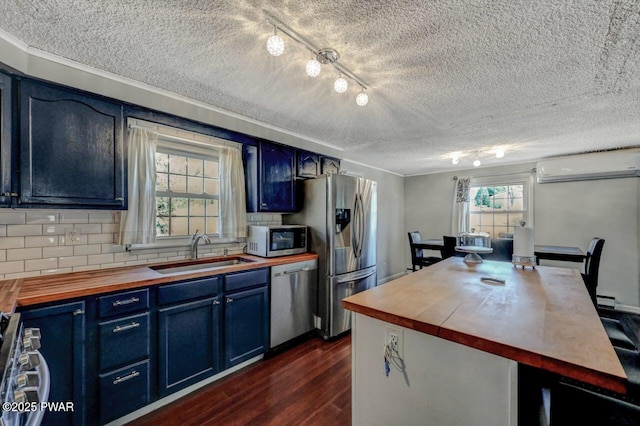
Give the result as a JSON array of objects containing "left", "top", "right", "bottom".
[{"left": 536, "top": 150, "right": 640, "bottom": 183}]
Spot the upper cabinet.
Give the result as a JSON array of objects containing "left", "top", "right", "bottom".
[
  {"left": 18, "top": 79, "right": 126, "bottom": 209},
  {"left": 0, "top": 72, "right": 13, "bottom": 207},
  {"left": 296, "top": 151, "right": 320, "bottom": 178},
  {"left": 321, "top": 156, "right": 340, "bottom": 175},
  {"left": 244, "top": 140, "right": 297, "bottom": 212}
]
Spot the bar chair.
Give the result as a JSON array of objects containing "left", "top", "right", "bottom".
[{"left": 582, "top": 237, "right": 605, "bottom": 307}]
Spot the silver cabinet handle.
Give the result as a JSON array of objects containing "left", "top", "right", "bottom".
[
  {"left": 112, "top": 297, "right": 140, "bottom": 307},
  {"left": 73, "top": 309, "right": 85, "bottom": 316},
  {"left": 213, "top": 299, "right": 221, "bottom": 305},
  {"left": 226, "top": 297, "right": 234, "bottom": 303},
  {"left": 112, "top": 322, "right": 140, "bottom": 333},
  {"left": 113, "top": 370, "right": 140, "bottom": 385},
  {"left": 115, "top": 197, "right": 124, "bottom": 201}
]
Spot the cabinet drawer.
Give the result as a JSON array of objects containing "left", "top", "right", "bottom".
[
  {"left": 99, "top": 360, "right": 150, "bottom": 424},
  {"left": 158, "top": 276, "right": 221, "bottom": 306},
  {"left": 99, "top": 312, "right": 150, "bottom": 371},
  {"left": 224, "top": 268, "right": 268, "bottom": 293},
  {"left": 98, "top": 289, "right": 149, "bottom": 318}
]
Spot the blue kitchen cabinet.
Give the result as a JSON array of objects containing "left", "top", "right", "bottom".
[
  {"left": 20, "top": 301, "right": 86, "bottom": 426},
  {"left": 320, "top": 156, "right": 340, "bottom": 175},
  {"left": 224, "top": 269, "right": 269, "bottom": 368},
  {"left": 0, "top": 72, "right": 13, "bottom": 207},
  {"left": 96, "top": 289, "right": 151, "bottom": 424},
  {"left": 244, "top": 140, "right": 297, "bottom": 212},
  {"left": 296, "top": 150, "right": 320, "bottom": 178},
  {"left": 18, "top": 79, "right": 126, "bottom": 209},
  {"left": 157, "top": 276, "right": 222, "bottom": 397}
]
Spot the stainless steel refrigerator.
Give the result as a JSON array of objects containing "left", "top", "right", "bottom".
[{"left": 285, "top": 174, "right": 377, "bottom": 339}]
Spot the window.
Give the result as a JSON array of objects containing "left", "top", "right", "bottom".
[
  {"left": 469, "top": 184, "right": 525, "bottom": 238},
  {"left": 154, "top": 137, "right": 221, "bottom": 238}
]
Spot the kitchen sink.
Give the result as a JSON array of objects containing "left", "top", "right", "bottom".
[{"left": 150, "top": 256, "right": 256, "bottom": 274}]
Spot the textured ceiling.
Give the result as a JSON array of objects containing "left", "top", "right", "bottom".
[{"left": 1, "top": 0, "right": 639, "bottom": 175}]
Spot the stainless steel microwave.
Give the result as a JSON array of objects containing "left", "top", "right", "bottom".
[{"left": 246, "top": 225, "right": 308, "bottom": 257}]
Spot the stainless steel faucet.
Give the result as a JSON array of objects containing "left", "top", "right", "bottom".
[{"left": 191, "top": 230, "right": 211, "bottom": 260}]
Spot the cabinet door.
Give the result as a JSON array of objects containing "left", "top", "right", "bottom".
[
  {"left": 259, "top": 142, "right": 296, "bottom": 212},
  {"left": 224, "top": 286, "right": 269, "bottom": 368},
  {"left": 19, "top": 79, "right": 125, "bottom": 208},
  {"left": 0, "top": 73, "right": 13, "bottom": 207},
  {"left": 243, "top": 143, "right": 259, "bottom": 212},
  {"left": 321, "top": 156, "right": 340, "bottom": 175},
  {"left": 158, "top": 297, "right": 221, "bottom": 397},
  {"left": 20, "top": 301, "right": 86, "bottom": 426},
  {"left": 296, "top": 150, "right": 320, "bottom": 178}
]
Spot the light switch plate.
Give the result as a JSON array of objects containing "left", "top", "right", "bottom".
[{"left": 65, "top": 228, "right": 81, "bottom": 245}]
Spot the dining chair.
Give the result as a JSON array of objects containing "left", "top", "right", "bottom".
[
  {"left": 440, "top": 236, "right": 458, "bottom": 259},
  {"left": 582, "top": 237, "right": 605, "bottom": 307},
  {"left": 407, "top": 231, "right": 442, "bottom": 271}
]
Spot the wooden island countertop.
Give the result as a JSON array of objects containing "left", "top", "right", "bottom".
[
  {"left": 343, "top": 257, "right": 627, "bottom": 394},
  {"left": 0, "top": 253, "right": 318, "bottom": 311}
]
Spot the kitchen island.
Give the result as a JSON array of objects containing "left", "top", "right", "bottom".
[{"left": 343, "top": 257, "right": 626, "bottom": 425}]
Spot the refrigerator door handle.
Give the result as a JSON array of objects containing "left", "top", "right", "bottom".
[
  {"left": 352, "top": 194, "right": 361, "bottom": 257},
  {"left": 357, "top": 193, "right": 365, "bottom": 258},
  {"left": 336, "top": 268, "right": 376, "bottom": 283}
]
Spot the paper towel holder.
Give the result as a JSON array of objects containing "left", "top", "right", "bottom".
[{"left": 512, "top": 221, "right": 536, "bottom": 269}]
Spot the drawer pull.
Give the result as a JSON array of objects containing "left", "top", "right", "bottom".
[
  {"left": 213, "top": 300, "right": 221, "bottom": 305},
  {"left": 113, "top": 370, "right": 140, "bottom": 385},
  {"left": 112, "top": 297, "right": 140, "bottom": 307},
  {"left": 112, "top": 322, "right": 140, "bottom": 333},
  {"left": 226, "top": 297, "right": 234, "bottom": 303}
]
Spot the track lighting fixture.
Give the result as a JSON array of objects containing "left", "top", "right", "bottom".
[{"left": 263, "top": 11, "right": 370, "bottom": 106}]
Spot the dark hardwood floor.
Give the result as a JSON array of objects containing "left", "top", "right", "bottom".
[{"left": 128, "top": 334, "right": 351, "bottom": 426}]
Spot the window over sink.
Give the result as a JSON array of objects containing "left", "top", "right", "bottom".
[{"left": 155, "top": 140, "right": 220, "bottom": 237}]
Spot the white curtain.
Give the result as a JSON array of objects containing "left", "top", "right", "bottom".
[
  {"left": 451, "top": 176, "right": 471, "bottom": 235},
  {"left": 118, "top": 128, "right": 158, "bottom": 245},
  {"left": 219, "top": 146, "right": 247, "bottom": 239}
]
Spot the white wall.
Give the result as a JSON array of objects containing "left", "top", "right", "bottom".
[
  {"left": 404, "top": 161, "right": 640, "bottom": 307},
  {"left": 341, "top": 161, "right": 406, "bottom": 284}
]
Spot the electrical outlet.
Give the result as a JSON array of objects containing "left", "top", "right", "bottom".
[
  {"left": 385, "top": 326, "right": 404, "bottom": 358},
  {"left": 64, "top": 228, "right": 81, "bottom": 245}
]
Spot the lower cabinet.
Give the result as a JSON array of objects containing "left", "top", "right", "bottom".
[
  {"left": 20, "top": 301, "right": 86, "bottom": 426},
  {"left": 158, "top": 296, "right": 222, "bottom": 397},
  {"left": 224, "top": 286, "right": 269, "bottom": 368},
  {"left": 17, "top": 267, "right": 270, "bottom": 425}
]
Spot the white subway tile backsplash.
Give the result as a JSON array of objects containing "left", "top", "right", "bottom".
[
  {"left": 7, "top": 248, "right": 42, "bottom": 261},
  {"left": 87, "top": 253, "right": 114, "bottom": 265},
  {"left": 74, "top": 244, "right": 101, "bottom": 256},
  {"left": 26, "top": 212, "right": 58, "bottom": 224},
  {"left": 88, "top": 233, "right": 113, "bottom": 244},
  {"left": 59, "top": 256, "right": 88, "bottom": 268},
  {"left": 7, "top": 224, "right": 42, "bottom": 237},
  {"left": 101, "top": 223, "right": 119, "bottom": 233},
  {"left": 0, "top": 207, "right": 248, "bottom": 280},
  {"left": 43, "top": 246, "right": 74, "bottom": 258},
  {"left": 0, "top": 237, "right": 25, "bottom": 250},
  {"left": 59, "top": 212, "right": 88, "bottom": 223},
  {"left": 75, "top": 223, "right": 102, "bottom": 234},
  {"left": 1, "top": 260, "right": 24, "bottom": 274},
  {"left": 25, "top": 236, "right": 58, "bottom": 248},
  {"left": 25, "top": 258, "right": 57, "bottom": 272},
  {"left": 0, "top": 212, "right": 26, "bottom": 225},
  {"left": 43, "top": 224, "right": 68, "bottom": 235},
  {"left": 89, "top": 213, "right": 115, "bottom": 223},
  {"left": 5, "top": 271, "right": 39, "bottom": 279}
]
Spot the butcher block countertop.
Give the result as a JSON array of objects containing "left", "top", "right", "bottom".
[
  {"left": 0, "top": 253, "right": 318, "bottom": 311},
  {"left": 343, "top": 257, "right": 627, "bottom": 394}
]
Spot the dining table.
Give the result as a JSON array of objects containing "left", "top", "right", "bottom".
[{"left": 414, "top": 239, "right": 587, "bottom": 265}]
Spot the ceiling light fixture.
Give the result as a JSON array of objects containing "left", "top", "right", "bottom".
[
  {"left": 495, "top": 149, "right": 505, "bottom": 158},
  {"left": 266, "top": 25, "right": 285, "bottom": 56},
  {"left": 334, "top": 71, "right": 348, "bottom": 93},
  {"left": 356, "top": 90, "right": 369, "bottom": 106},
  {"left": 473, "top": 159, "right": 482, "bottom": 167},
  {"left": 305, "top": 58, "right": 321, "bottom": 77},
  {"left": 264, "top": 11, "right": 370, "bottom": 105}
]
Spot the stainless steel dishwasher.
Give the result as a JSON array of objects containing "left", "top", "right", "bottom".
[{"left": 270, "top": 259, "right": 318, "bottom": 348}]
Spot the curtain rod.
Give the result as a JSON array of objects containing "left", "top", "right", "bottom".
[
  {"left": 127, "top": 119, "right": 241, "bottom": 150},
  {"left": 453, "top": 168, "right": 536, "bottom": 180}
]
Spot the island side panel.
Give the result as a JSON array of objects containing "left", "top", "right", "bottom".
[{"left": 352, "top": 313, "right": 518, "bottom": 426}]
